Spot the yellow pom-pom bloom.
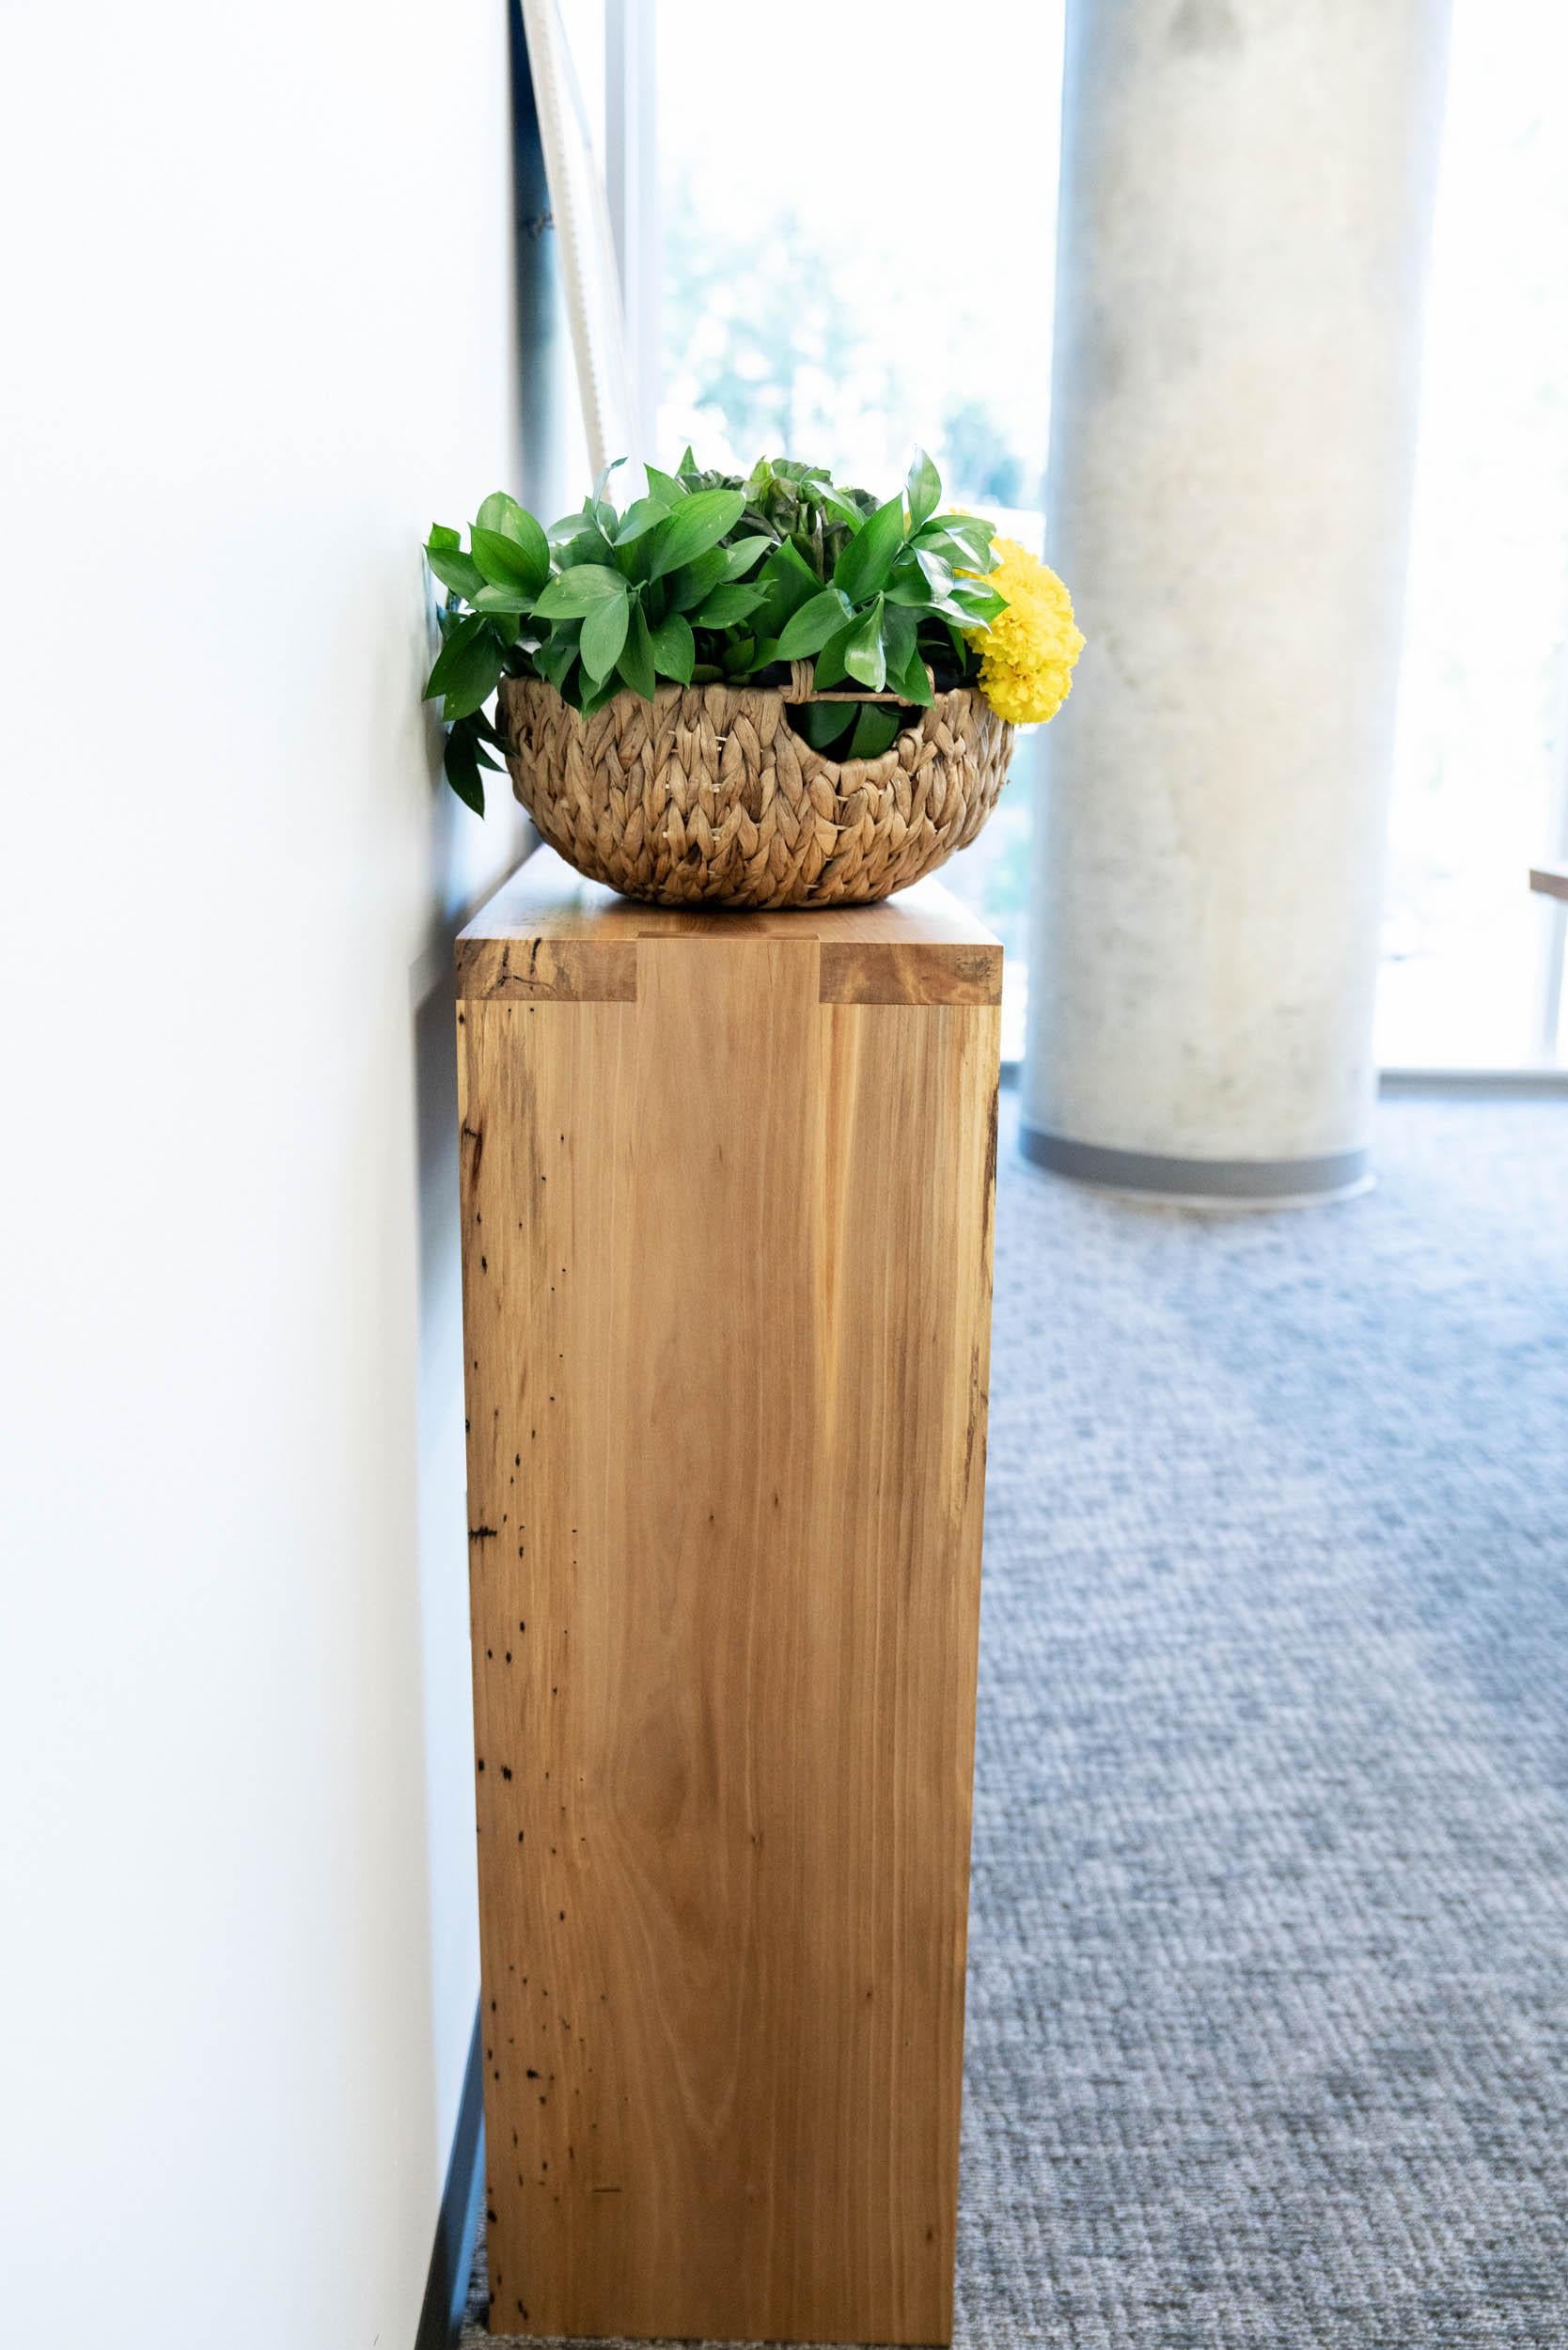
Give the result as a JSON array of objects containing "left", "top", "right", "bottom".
[{"left": 965, "top": 538, "right": 1084, "bottom": 726}]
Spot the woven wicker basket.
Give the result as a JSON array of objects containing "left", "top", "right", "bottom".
[{"left": 498, "top": 660, "right": 1014, "bottom": 908}]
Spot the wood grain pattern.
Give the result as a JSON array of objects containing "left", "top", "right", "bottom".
[
  {"left": 458, "top": 853, "right": 1000, "bottom": 2344},
  {"left": 454, "top": 931, "right": 639, "bottom": 1005},
  {"left": 817, "top": 936, "right": 1002, "bottom": 1006}
]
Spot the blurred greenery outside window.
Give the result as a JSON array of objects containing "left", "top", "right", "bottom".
[{"left": 566, "top": 0, "right": 1568, "bottom": 1069}]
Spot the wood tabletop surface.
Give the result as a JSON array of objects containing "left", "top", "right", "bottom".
[{"left": 457, "top": 846, "right": 1003, "bottom": 1009}]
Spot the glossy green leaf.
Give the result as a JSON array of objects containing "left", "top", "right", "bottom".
[
  {"left": 424, "top": 613, "right": 501, "bottom": 710},
  {"left": 579, "top": 581, "right": 631, "bottom": 681},
  {"left": 663, "top": 546, "right": 730, "bottom": 613},
  {"left": 806, "top": 479, "right": 865, "bottom": 527},
  {"left": 797, "top": 701, "right": 855, "bottom": 752},
  {"left": 949, "top": 582, "right": 1007, "bottom": 627},
  {"left": 847, "top": 704, "right": 901, "bottom": 760},
  {"left": 471, "top": 584, "right": 530, "bottom": 619},
  {"left": 693, "top": 582, "right": 767, "bottom": 629},
  {"left": 437, "top": 669, "right": 507, "bottom": 727},
  {"left": 915, "top": 513, "right": 996, "bottom": 570},
  {"left": 885, "top": 546, "right": 971, "bottom": 617},
  {"left": 917, "top": 546, "right": 964, "bottom": 598},
  {"left": 721, "top": 536, "right": 773, "bottom": 581},
  {"left": 643, "top": 462, "right": 686, "bottom": 506},
  {"left": 810, "top": 617, "right": 858, "bottom": 691},
  {"left": 471, "top": 528, "right": 544, "bottom": 595},
  {"left": 477, "top": 605, "right": 522, "bottom": 652},
  {"left": 841, "top": 597, "right": 887, "bottom": 691},
  {"left": 474, "top": 494, "right": 551, "bottom": 590},
  {"left": 535, "top": 630, "right": 579, "bottom": 692},
  {"left": 647, "top": 611, "right": 696, "bottom": 682},
  {"left": 754, "top": 538, "right": 822, "bottom": 634},
  {"left": 428, "top": 522, "right": 462, "bottom": 551},
  {"left": 905, "top": 446, "right": 941, "bottom": 534},
  {"left": 777, "top": 586, "right": 854, "bottom": 661},
  {"left": 618, "top": 602, "right": 658, "bottom": 699},
  {"left": 426, "top": 544, "right": 487, "bottom": 602},
  {"left": 443, "top": 721, "right": 487, "bottom": 814},
  {"left": 833, "top": 494, "right": 906, "bottom": 604},
  {"left": 646, "top": 487, "right": 748, "bottom": 579},
  {"left": 532, "top": 563, "right": 626, "bottom": 619},
  {"left": 882, "top": 601, "right": 917, "bottom": 659},
  {"left": 615, "top": 497, "right": 672, "bottom": 545},
  {"left": 894, "top": 644, "right": 935, "bottom": 708},
  {"left": 881, "top": 606, "right": 933, "bottom": 706},
  {"left": 552, "top": 522, "right": 616, "bottom": 571}
]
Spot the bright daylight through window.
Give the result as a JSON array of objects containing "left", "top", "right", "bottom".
[
  {"left": 567, "top": 0, "right": 1568, "bottom": 1070},
  {"left": 650, "top": 0, "right": 1060, "bottom": 1058}
]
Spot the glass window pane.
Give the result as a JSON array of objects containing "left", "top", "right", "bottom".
[
  {"left": 654, "top": 0, "right": 1067, "bottom": 1058},
  {"left": 1382, "top": 0, "right": 1568, "bottom": 1068}
]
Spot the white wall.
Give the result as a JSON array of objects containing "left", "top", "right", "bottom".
[{"left": 0, "top": 4, "right": 529, "bottom": 2342}]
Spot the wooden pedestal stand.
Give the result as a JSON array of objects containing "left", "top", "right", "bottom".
[{"left": 456, "top": 849, "right": 1000, "bottom": 2345}]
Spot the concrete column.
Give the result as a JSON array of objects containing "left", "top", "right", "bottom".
[{"left": 1024, "top": 0, "right": 1450, "bottom": 1204}]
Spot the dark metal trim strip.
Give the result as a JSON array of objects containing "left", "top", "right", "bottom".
[
  {"left": 414, "top": 2007, "right": 485, "bottom": 2350},
  {"left": 1020, "top": 1124, "right": 1372, "bottom": 1201}
]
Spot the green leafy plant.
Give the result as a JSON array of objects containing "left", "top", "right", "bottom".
[{"left": 422, "top": 449, "right": 1008, "bottom": 811}]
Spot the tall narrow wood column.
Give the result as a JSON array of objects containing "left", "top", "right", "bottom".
[{"left": 456, "top": 851, "right": 1001, "bottom": 2346}]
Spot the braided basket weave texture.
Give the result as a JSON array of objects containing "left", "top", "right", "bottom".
[{"left": 498, "top": 664, "right": 1014, "bottom": 907}]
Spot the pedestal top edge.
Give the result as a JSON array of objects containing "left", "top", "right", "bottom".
[
  {"left": 460, "top": 845, "right": 1001, "bottom": 949},
  {"left": 454, "top": 847, "right": 1002, "bottom": 1007}
]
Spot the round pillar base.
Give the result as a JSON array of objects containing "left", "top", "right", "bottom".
[{"left": 1020, "top": 1123, "right": 1372, "bottom": 1211}]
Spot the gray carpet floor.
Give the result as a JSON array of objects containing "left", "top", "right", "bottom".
[{"left": 463, "top": 1090, "right": 1568, "bottom": 2348}]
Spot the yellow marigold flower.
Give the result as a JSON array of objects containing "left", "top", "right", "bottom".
[{"left": 965, "top": 538, "right": 1084, "bottom": 726}]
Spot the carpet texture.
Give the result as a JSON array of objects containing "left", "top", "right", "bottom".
[{"left": 462, "top": 1091, "right": 1568, "bottom": 2348}]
